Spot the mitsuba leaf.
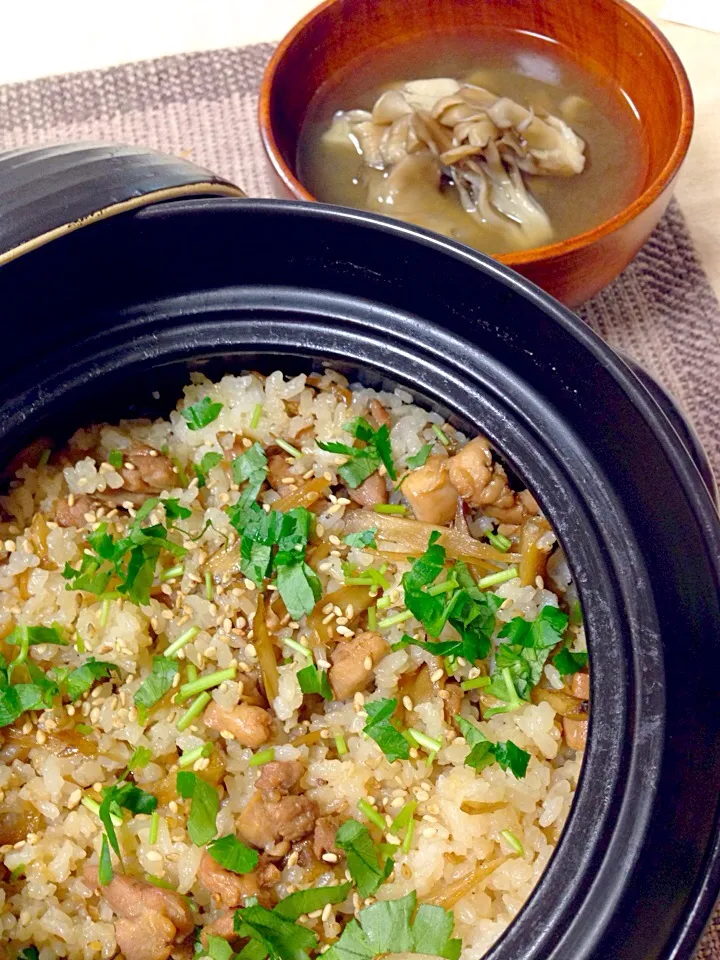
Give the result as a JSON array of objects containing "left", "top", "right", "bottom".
[
  {"left": 335, "top": 820, "right": 393, "bottom": 898},
  {"left": 177, "top": 771, "right": 219, "bottom": 846},
  {"left": 363, "top": 698, "right": 409, "bottom": 763},
  {"left": 182, "top": 397, "right": 223, "bottom": 431}
]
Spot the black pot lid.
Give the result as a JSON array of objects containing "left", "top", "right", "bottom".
[{"left": 0, "top": 141, "right": 244, "bottom": 265}]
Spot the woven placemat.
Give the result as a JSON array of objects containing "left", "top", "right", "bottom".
[{"left": 0, "top": 43, "right": 718, "bottom": 958}]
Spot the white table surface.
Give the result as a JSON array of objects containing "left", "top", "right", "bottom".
[{"left": 2, "top": 0, "right": 719, "bottom": 299}]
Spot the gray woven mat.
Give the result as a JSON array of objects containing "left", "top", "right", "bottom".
[{"left": 0, "top": 43, "right": 718, "bottom": 958}]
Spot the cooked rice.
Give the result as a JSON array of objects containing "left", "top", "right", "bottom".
[{"left": 0, "top": 369, "right": 586, "bottom": 960}]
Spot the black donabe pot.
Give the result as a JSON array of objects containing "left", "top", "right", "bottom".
[{"left": 0, "top": 155, "right": 719, "bottom": 960}]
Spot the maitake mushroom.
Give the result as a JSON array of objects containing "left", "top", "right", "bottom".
[{"left": 322, "top": 77, "right": 586, "bottom": 250}]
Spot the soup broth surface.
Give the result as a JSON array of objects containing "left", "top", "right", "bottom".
[{"left": 297, "top": 32, "right": 647, "bottom": 256}]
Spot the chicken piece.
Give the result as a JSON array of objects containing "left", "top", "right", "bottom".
[
  {"left": 255, "top": 760, "right": 305, "bottom": 797},
  {"left": 312, "top": 815, "right": 344, "bottom": 860},
  {"left": 267, "top": 454, "right": 295, "bottom": 496},
  {"left": 563, "top": 717, "right": 588, "bottom": 751},
  {"left": 349, "top": 472, "right": 388, "bottom": 508},
  {"left": 203, "top": 700, "right": 273, "bottom": 748},
  {"left": 447, "top": 437, "right": 492, "bottom": 506},
  {"left": 54, "top": 494, "right": 97, "bottom": 527},
  {"left": 201, "top": 910, "right": 237, "bottom": 946},
  {"left": 85, "top": 866, "right": 193, "bottom": 960},
  {"left": 570, "top": 671, "right": 590, "bottom": 701},
  {"left": 120, "top": 444, "right": 176, "bottom": 493},
  {"left": 199, "top": 850, "right": 260, "bottom": 908},
  {"left": 237, "top": 790, "right": 318, "bottom": 849},
  {"left": 116, "top": 911, "right": 178, "bottom": 960},
  {"left": 369, "top": 399, "right": 391, "bottom": 429},
  {"left": 329, "top": 631, "right": 389, "bottom": 700},
  {"left": 402, "top": 455, "right": 457, "bottom": 524}
]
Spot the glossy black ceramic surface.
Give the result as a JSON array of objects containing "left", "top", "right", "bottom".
[{"left": 0, "top": 198, "right": 718, "bottom": 960}]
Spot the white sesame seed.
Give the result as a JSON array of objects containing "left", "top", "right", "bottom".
[
  {"left": 402, "top": 696, "right": 413, "bottom": 711},
  {"left": 430, "top": 668, "right": 444, "bottom": 683},
  {"left": 322, "top": 903, "right": 333, "bottom": 922},
  {"left": 422, "top": 827, "right": 437, "bottom": 838},
  {"left": 245, "top": 643, "right": 257, "bottom": 658},
  {"left": 336, "top": 625, "right": 354, "bottom": 638},
  {"left": 321, "top": 852, "right": 338, "bottom": 863},
  {"left": 146, "top": 850, "right": 162, "bottom": 862}
]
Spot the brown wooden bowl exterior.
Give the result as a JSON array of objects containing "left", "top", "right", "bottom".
[{"left": 259, "top": 0, "right": 693, "bottom": 307}]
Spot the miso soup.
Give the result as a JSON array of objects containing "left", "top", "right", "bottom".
[{"left": 297, "top": 32, "right": 647, "bottom": 256}]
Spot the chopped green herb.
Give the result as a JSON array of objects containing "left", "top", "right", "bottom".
[
  {"left": 374, "top": 504, "right": 407, "bottom": 515},
  {"left": 250, "top": 403, "right": 263, "bottom": 429},
  {"left": 99, "top": 778, "right": 158, "bottom": 865},
  {"left": 232, "top": 442, "right": 268, "bottom": 487},
  {"left": 18, "top": 947, "right": 41, "bottom": 960},
  {"left": 177, "top": 666, "right": 236, "bottom": 703},
  {"left": 406, "top": 444, "right": 433, "bottom": 469},
  {"left": 476, "top": 567, "right": 518, "bottom": 589},
  {"left": 367, "top": 606, "right": 377, "bottom": 630},
  {"left": 178, "top": 742, "right": 213, "bottom": 768},
  {"left": 334, "top": 733, "right": 348, "bottom": 757},
  {"left": 377, "top": 610, "right": 413, "bottom": 630},
  {"left": 164, "top": 625, "right": 200, "bottom": 658},
  {"left": 62, "top": 658, "right": 118, "bottom": 703},
  {"left": 38, "top": 447, "right": 51, "bottom": 467},
  {"left": 204, "top": 935, "right": 235, "bottom": 960},
  {"left": 432, "top": 424, "right": 450, "bottom": 446},
  {"left": 363, "top": 698, "right": 409, "bottom": 763},
  {"left": 133, "top": 657, "right": 179, "bottom": 714},
  {"left": 176, "top": 691, "right": 212, "bottom": 732},
  {"left": 357, "top": 798, "right": 387, "bottom": 831},
  {"left": 75, "top": 723, "right": 93, "bottom": 735},
  {"left": 160, "top": 563, "right": 184, "bottom": 583},
  {"left": 407, "top": 728, "right": 442, "bottom": 755},
  {"left": 274, "top": 882, "right": 351, "bottom": 921},
  {"left": 6, "top": 624, "right": 67, "bottom": 648},
  {"left": 324, "top": 891, "right": 461, "bottom": 960},
  {"left": 249, "top": 748, "right": 275, "bottom": 767},
  {"left": 275, "top": 438, "right": 302, "bottom": 458},
  {"left": 99, "top": 833, "right": 113, "bottom": 885},
  {"left": 455, "top": 715, "right": 530, "bottom": 779},
  {"left": 176, "top": 771, "right": 219, "bottom": 846},
  {"left": 182, "top": 396, "right": 223, "bottom": 431},
  {"left": 486, "top": 605, "right": 569, "bottom": 704},
  {"left": 275, "top": 560, "right": 321, "bottom": 621},
  {"left": 296, "top": 663, "right": 333, "bottom": 700},
  {"left": 233, "top": 901, "right": 317, "bottom": 960},
  {"left": 486, "top": 530, "right": 512, "bottom": 552},
  {"left": 500, "top": 829, "right": 525, "bottom": 855},
  {"left": 400, "top": 536, "right": 501, "bottom": 663},
  {"left": 194, "top": 451, "right": 223, "bottom": 488},
  {"left": 317, "top": 417, "right": 396, "bottom": 488},
  {"left": 63, "top": 503, "right": 188, "bottom": 606},
  {"left": 108, "top": 449, "right": 124, "bottom": 470},
  {"left": 127, "top": 745, "right": 153, "bottom": 771},
  {"left": 207, "top": 834, "right": 259, "bottom": 874},
  {"left": 149, "top": 810, "right": 160, "bottom": 844},
  {"left": 343, "top": 528, "right": 378, "bottom": 550},
  {"left": 283, "top": 637, "right": 311, "bottom": 659},
  {"left": 460, "top": 676, "right": 491, "bottom": 691},
  {"left": 552, "top": 648, "right": 589, "bottom": 677},
  {"left": 162, "top": 498, "right": 192, "bottom": 522},
  {"left": 205, "top": 570, "right": 213, "bottom": 601},
  {"left": 335, "top": 819, "right": 393, "bottom": 898}
]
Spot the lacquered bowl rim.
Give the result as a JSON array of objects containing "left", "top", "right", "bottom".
[{"left": 258, "top": 0, "right": 694, "bottom": 266}]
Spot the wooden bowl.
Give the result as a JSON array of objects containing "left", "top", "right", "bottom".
[{"left": 259, "top": 0, "right": 693, "bottom": 307}]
